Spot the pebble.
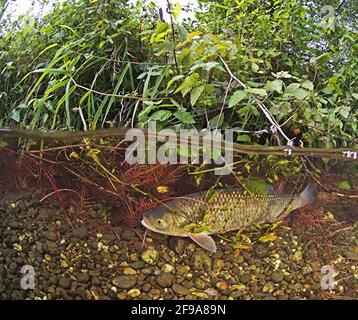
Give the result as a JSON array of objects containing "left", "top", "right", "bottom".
[
  {"left": 8, "top": 262, "right": 17, "bottom": 272},
  {"left": 156, "top": 272, "right": 174, "bottom": 288},
  {"left": 44, "top": 230, "right": 57, "bottom": 242},
  {"left": 123, "top": 267, "right": 137, "bottom": 275},
  {"left": 176, "top": 265, "right": 190, "bottom": 276},
  {"left": 58, "top": 276, "right": 71, "bottom": 289},
  {"left": 230, "top": 284, "right": 246, "bottom": 292},
  {"left": 240, "top": 274, "right": 251, "bottom": 284},
  {"left": 345, "top": 250, "right": 358, "bottom": 261},
  {"left": 148, "top": 288, "right": 161, "bottom": 299},
  {"left": 129, "top": 253, "right": 138, "bottom": 261},
  {"left": 230, "top": 290, "right": 243, "bottom": 299},
  {"left": 142, "top": 283, "right": 151, "bottom": 292},
  {"left": 121, "top": 230, "right": 136, "bottom": 241},
  {"left": 9, "top": 221, "right": 19, "bottom": 229},
  {"left": 72, "top": 226, "right": 88, "bottom": 239},
  {"left": 182, "top": 280, "right": 194, "bottom": 289},
  {"left": 293, "top": 250, "right": 303, "bottom": 262},
  {"left": 192, "top": 251, "right": 212, "bottom": 270},
  {"left": 102, "top": 233, "right": 117, "bottom": 242},
  {"left": 112, "top": 275, "right": 137, "bottom": 289},
  {"left": 161, "top": 263, "right": 174, "bottom": 273},
  {"left": 77, "top": 273, "right": 90, "bottom": 283},
  {"left": 116, "top": 292, "right": 127, "bottom": 300},
  {"left": 172, "top": 284, "right": 190, "bottom": 296},
  {"left": 215, "top": 281, "right": 229, "bottom": 291},
  {"left": 262, "top": 282, "right": 275, "bottom": 293},
  {"left": 302, "top": 266, "right": 313, "bottom": 275},
  {"left": 127, "top": 288, "right": 141, "bottom": 298},
  {"left": 255, "top": 245, "right": 267, "bottom": 258},
  {"left": 141, "top": 249, "right": 159, "bottom": 265},
  {"left": 271, "top": 271, "right": 284, "bottom": 283},
  {"left": 213, "top": 259, "right": 225, "bottom": 273},
  {"left": 168, "top": 237, "right": 186, "bottom": 254},
  {"left": 194, "top": 278, "right": 207, "bottom": 290}
]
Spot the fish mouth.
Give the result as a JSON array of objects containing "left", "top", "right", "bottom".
[
  {"left": 141, "top": 217, "right": 149, "bottom": 229},
  {"left": 141, "top": 217, "right": 161, "bottom": 234}
]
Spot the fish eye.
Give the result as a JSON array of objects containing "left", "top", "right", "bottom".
[{"left": 156, "top": 219, "right": 165, "bottom": 227}]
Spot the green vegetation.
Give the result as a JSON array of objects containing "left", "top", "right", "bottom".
[{"left": 0, "top": 0, "right": 357, "bottom": 149}]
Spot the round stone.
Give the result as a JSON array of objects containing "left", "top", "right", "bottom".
[
  {"left": 156, "top": 272, "right": 174, "bottom": 288},
  {"left": 271, "top": 271, "right": 284, "bottom": 283},
  {"left": 141, "top": 249, "right": 159, "bottom": 265},
  {"left": 112, "top": 275, "right": 137, "bottom": 289}
]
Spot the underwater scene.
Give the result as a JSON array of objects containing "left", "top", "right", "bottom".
[{"left": 0, "top": 129, "right": 357, "bottom": 300}]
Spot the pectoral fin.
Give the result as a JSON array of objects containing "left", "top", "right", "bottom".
[{"left": 189, "top": 233, "right": 217, "bottom": 253}]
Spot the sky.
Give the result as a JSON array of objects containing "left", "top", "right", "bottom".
[{"left": 5, "top": 0, "right": 199, "bottom": 22}]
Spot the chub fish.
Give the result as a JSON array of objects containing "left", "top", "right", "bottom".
[{"left": 141, "top": 184, "right": 314, "bottom": 253}]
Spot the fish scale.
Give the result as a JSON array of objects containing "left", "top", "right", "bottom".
[
  {"left": 170, "top": 190, "right": 288, "bottom": 233},
  {"left": 141, "top": 184, "right": 314, "bottom": 252}
]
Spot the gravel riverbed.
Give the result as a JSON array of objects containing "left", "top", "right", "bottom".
[{"left": 0, "top": 190, "right": 357, "bottom": 300}]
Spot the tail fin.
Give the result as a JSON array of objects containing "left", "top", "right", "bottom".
[{"left": 292, "top": 183, "right": 314, "bottom": 210}]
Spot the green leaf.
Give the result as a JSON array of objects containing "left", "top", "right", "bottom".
[
  {"left": 98, "top": 40, "right": 106, "bottom": 49},
  {"left": 301, "top": 80, "right": 314, "bottom": 91},
  {"left": 292, "top": 88, "right": 309, "bottom": 100},
  {"left": 285, "top": 83, "right": 301, "bottom": 93},
  {"left": 166, "top": 75, "right": 184, "bottom": 90},
  {"left": 211, "top": 146, "right": 222, "bottom": 161},
  {"left": 151, "top": 21, "right": 170, "bottom": 42},
  {"left": 259, "top": 232, "right": 277, "bottom": 243},
  {"left": 102, "top": 63, "right": 130, "bottom": 126},
  {"left": 31, "top": 68, "right": 67, "bottom": 74},
  {"left": 190, "top": 85, "right": 205, "bottom": 106},
  {"left": 10, "top": 103, "right": 27, "bottom": 122},
  {"left": 272, "top": 71, "right": 291, "bottom": 78},
  {"left": 150, "top": 110, "right": 172, "bottom": 121},
  {"left": 228, "top": 90, "right": 247, "bottom": 108},
  {"left": 179, "top": 48, "right": 192, "bottom": 66},
  {"left": 314, "top": 53, "right": 331, "bottom": 65},
  {"left": 265, "top": 80, "right": 283, "bottom": 93},
  {"left": 170, "top": 98, "right": 182, "bottom": 109},
  {"left": 339, "top": 106, "right": 350, "bottom": 118},
  {"left": 0, "top": 140, "right": 8, "bottom": 148},
  {"left": 190, "top": 62, "right": 223, "bottom": 72},
  {"left": 174, "top": 73, "right": 200, "bottom": 95},
  {"left": 328, "top": 76, "right": 338, "bottom": 84},
  {"left": 156, "top": 21, "right": 169, "bottom": 34},
  {"left": 237, "top": 134, "right": 250, "bottom": 142},
  {"left": 285, "top": 83, "right": 309, "bottom": 100},
  {"left": 177, "top": 145, "right": 191, "bottom": 158},
  {"left": 251, "top": 62, "right": 259, "bottom": 72},
  {"left": 173, "top": 2, "right": 182, "bottom": 21},
  {"left": 177, "top": 25, "right": 188, "bottom": 41},
  {"left": 209, "top": 114, "right": 224, "bottom": 128},
  {"left": 237, "top": 105, "right": 252, "bottom": 117},
  {"left": 174, "top": 110, "right": 195, "bottom": 124},
  {"left": 65, "top": 82, "right": 75, "bottom": 130},
  {"left": 246, "top": 176, "right": 268, "bottom": 195},
  {"left": 245, "top": 88, "right": 267, "bottom": 97},
  {"left": 338, "top": 180, "right": 351, "bottom": 190}
]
